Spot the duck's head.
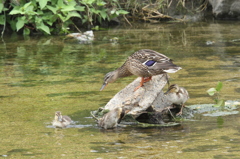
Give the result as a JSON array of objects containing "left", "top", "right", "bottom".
[
  {"left": 55, "top": 111, "right": 63, "bottom": 122},
  {"left": 165, "top": 84, "right": 180, "bottom": 94},
  {"left": 100, "top": 70, "right": 119, "bottom": 91}
]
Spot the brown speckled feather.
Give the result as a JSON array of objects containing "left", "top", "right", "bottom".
[{"left": 125, "top": 49, "right": 181, "bottom": 77}]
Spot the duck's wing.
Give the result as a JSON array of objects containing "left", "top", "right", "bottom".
[
  {"left": 130, "top": 49, "right": 171, "bottom": 63},
  {"left": 179, "top": 87, "right": 190, "bottom": 99},
  {"left": 63, "top": 115, "right": 72, "bottom": 122},
  {"left": 130, "top": 49, "right": 181, "bottom": 76}
]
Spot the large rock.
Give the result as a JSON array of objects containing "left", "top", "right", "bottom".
[
  {"left": 208, "top": 0, "right": 240, "bottom": 19},
  {"left": 101, "top": 74, "right": 176, "bottom": 124}
]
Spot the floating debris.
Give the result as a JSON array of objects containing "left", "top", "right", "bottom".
[
  {"left": 206, "top": 41, "right": 215, "bottom": 45},
  {"left": 66, "top": 30, "right": 94, "bottom": 44},
  {"left": 109, "top": 37, "right": 119, "bottom": 44}
]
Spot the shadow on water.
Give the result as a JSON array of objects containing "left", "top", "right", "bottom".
[{"left": 5, "top": 149, "right": 44, "bottom": 157}]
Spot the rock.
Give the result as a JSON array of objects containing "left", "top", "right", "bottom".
[
  {"left": 102, "top": 74, "right": 175, "bottom": 124},
  {"left": 208, "top": 0, "right": 240, "bottom": 19}
]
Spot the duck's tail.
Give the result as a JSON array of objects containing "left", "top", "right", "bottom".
[{"left": 164, "top": 66, "right": 182, "bottom": 73}]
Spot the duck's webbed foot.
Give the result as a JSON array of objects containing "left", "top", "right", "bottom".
[{"left": 176, "top": 104, "right": 185, "bottom": 116}]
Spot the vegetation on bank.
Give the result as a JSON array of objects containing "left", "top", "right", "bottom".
[
  {"left": 0, "top": 0, "right": 208, "bottom": 35},
  {"left": 0, "top": 0, "right": 128, "bottom": 35}
]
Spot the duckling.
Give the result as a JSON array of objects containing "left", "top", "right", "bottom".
[
  {"left": 165, "top": 84, "right": 189, "bottom": 116},
  {"left": 52, "top": 111, "right": 72, "bottom": 128},
  {"left": 100, "top": 49, "right": 181, "bottom": 91},
  {"left": 98, "top": 107, "right": 125, "bottom": 129}
]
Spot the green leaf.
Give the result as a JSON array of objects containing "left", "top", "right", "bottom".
[
  {"left": 57, "top": 13, "right": 65, "bottom": 22},
  {"left": 57, "top": 0, "right": 64, "bottom": 8},
  {"left": 37, "top": 22, "right": 50, "bottom": 34},
  {"left": 0, "top": 15, "right": 5, "bottom": 25},
  {"left": 0, "top": 3, "right": 3, "bottom": 13},
  {"left": 23, "top": 2, "right": 32, "bottom": 9},
  {"left": 37, "top": 0, "right": 50, "bottom": 10},
  {"left": 35, "top": 16, "right": 42, "bottom": 24},
  {"left": 16, "top": 18, "right": 25, "bottom": 31},
  {"left": 216, "top": 81, "right": 223, "bottom": 92},
  {"left": 207, "top": 88, "right": 217, "bottom": 96},
  {"left": 110, "top": 9, "right": 116, "bottom": 14},
  {"left": 116, "top": 10, "right": 129, "bottom": 15},
  {"left": 61, "top": 5, "right": 76, "bottom": 12},
  {"left": 213, "top": 99, "right": 225, "bottom": 107},
  {"left": 9, "top": 20, "right": 17, "bottom": 30},
  {"left": 75, "top": 6, "right": 85, "bottom": 12},
  {"left": 97, "top": 1, "right": 106, "bottom": 6},
  {"left": 65, "top": 11, "right": 81, "bottom": 21},
  {"left": 81, "top": 0, "right": 95, "bottom": 5},
  {"left": 100, "top": 10, "right": 108, "bottom": 20},
  {"left": 23, "top": 28, "right": 30, "bottom": 35},
  {"left": 46, "top": 5, "right": 58, "bottom": 14},
  {"left": 25, "top": 5, "right": 37, "bottom": 15},
  {"left": 92, "top": 8, "right": 100, "bottom": 14},
  {"left": 82, "top": 17, "right": 87, "bottom": 24},
  {"left": 9, "top": 6, "right": 22, "bottom": 15},
  {"left": 60, "top": 0, "right": 78, "bottom": 12}
]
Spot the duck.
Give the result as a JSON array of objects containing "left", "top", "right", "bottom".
[
  {"left": 98, "top": 107, "right": 125, "bottom": 129},
  {"left": 100, "top": 49, "right": 182, "bottom": 91},
  {"left": 52, "top": 111, "right": 72, "bottom": 128},
  {"left": 165, "top": 84, "right": 189, "bottom": 116}
]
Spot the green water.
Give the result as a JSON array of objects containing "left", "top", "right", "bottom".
[{"left": 0, "top": 21, "right": 240, "bottom": 158}]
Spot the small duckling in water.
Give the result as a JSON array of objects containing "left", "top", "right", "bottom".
[
  {"left": 52, "top": 111, "right": 72, "bottom": 128},
  {"left": 98, "top": 107, "right": 125, "bottom": 129},
  {"left": 165, "top": 84, "right": 189, "bottom": 116}
]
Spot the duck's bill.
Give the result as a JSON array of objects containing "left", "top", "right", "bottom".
[{"left": 100, "top": 83, "right": 107, "bottom": 91}]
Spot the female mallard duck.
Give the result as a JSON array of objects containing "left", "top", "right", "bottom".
[
  {"left": 98, "top": 107, "right": 125, "bottom": 129},
  {"left": 52, "top": 111, "right": 72, "bottom": 128},
  {"left": 100, "top": 49, "right": 181, "bottom": 91},
  {"left": 165, "top": 84, "right": 189, "bottom": 116}
]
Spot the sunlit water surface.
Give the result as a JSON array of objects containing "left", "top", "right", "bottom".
[{"left": 0, "top": 21, "right": 240, "bottom": 158}]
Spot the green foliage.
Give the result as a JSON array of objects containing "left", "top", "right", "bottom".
[
  {"left": 1, "top": 0, "right": 128, "bottom": 35},
  {"left": 207, "top": 82, "right": 225, "bottom": 107}
]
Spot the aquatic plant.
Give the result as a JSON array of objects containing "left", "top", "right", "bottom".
[
  {"left": 0, "top": 0, "right": 128, "bottom": 35},
  {"left": 206, "top": 81, "right": 225, "bottom": 107}
]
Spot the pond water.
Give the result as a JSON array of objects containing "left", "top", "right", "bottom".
[{"left": 0, "top": 20, "right": 240, "bottom": 158}]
